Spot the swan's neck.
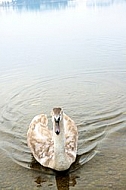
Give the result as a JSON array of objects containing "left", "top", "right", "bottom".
[
  {"left": 53, "top": 120, "right": 70, "bottom": 170},
  {"left": 53, "top": 120, "right": 65, "bottom": 155}
]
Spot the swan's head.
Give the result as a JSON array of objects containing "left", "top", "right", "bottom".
[{"left": 51, "top": 107, "right": 63, "bottom": 135}]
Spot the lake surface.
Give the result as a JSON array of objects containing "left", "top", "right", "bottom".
[{"left": 0, "top": 0, "right": 126, "bottom": 189}]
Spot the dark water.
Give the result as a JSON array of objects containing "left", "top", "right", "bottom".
[{"left": 0, "top": 0, "right": 126, "bottom": 189}]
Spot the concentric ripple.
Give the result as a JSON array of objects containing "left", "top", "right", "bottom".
[{"left": 0, "top": 73, "right": 126, "bottom": 174}]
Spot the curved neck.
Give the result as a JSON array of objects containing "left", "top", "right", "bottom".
[
  {"left": 53, "top": 119, "right": 65, "bottom": 155},
  {"left": 53, "top": 119, "right": 70, "bottom": 170}
]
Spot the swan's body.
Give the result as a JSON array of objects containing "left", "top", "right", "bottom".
[{"left": 27, "top": 108, "right": 78, "bottom": 171}]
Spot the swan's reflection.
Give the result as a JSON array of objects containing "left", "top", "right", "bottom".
[
  {"left": 55, "top": 173, "right": 78, "bottom": 190},
  {"left": 34, "top": 172, "right": 78, "bottom": 189},
  {"left": 30, "top": 150, "right": 96, "bottom": 189}
]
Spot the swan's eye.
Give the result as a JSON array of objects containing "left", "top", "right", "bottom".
[{"left": 54, "top": 116, "right": 60, "bottom": 123}]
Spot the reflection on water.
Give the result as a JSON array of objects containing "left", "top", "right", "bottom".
[
  {"left": 0, "top": 74, "right": 126, "bottom": 189},
  {"left": 1, "top": 0, "right": 126, "bottom": 11},
  {"left": 0, "top": 75, "right": 109, "bottom": 173},
  {"left": 33, "top": 172, "right": 78, "bottom": 189},
  {"left": 0, "top": 0, "right": 75, "bottom": 11},
  {"left": 86, "top": 0, "right": 126, "bottom": 7},
  {"left": 0, "top": 74, "right": 126, "bottom": 181},
  {"left": 0, "top": 0, "right": 126, "bottom": 189}
]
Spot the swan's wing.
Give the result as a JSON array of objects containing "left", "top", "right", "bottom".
[
  {"left": 30, "top": 114, "right": 48, "bottom": 128},
  {"left": 64, "top": 114, "right": 78, "bottom": 163},
  {"left": 27, "top": 114, "right": 54, "bottom": 167}
]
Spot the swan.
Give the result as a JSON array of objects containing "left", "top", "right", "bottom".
[{"left": 27, "top": 108, "right": 78, "bottom": 171}]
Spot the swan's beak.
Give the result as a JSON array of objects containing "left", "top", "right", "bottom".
[{"left": 55, "top": 119, "right": 60, "bottom": 135}]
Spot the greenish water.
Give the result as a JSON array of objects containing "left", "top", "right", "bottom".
[{"left": 0, "top": 0, "right": 126, "bottom": 189}]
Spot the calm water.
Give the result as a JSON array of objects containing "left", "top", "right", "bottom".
[{"left": 0, "top": 0, "right": 126, "bottom": 189}]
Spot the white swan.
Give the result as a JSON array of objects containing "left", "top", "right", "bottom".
[{"left": 27, "top": 108, "right": 78, "bottom": 171}]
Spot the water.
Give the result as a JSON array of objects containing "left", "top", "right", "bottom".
[{"left": 0, "top": 0, "right": 126, "bottom": 189}]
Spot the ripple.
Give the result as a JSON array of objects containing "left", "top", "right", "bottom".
[{"left": 0, "top": 73, "right": 126, "bottom": 173}]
